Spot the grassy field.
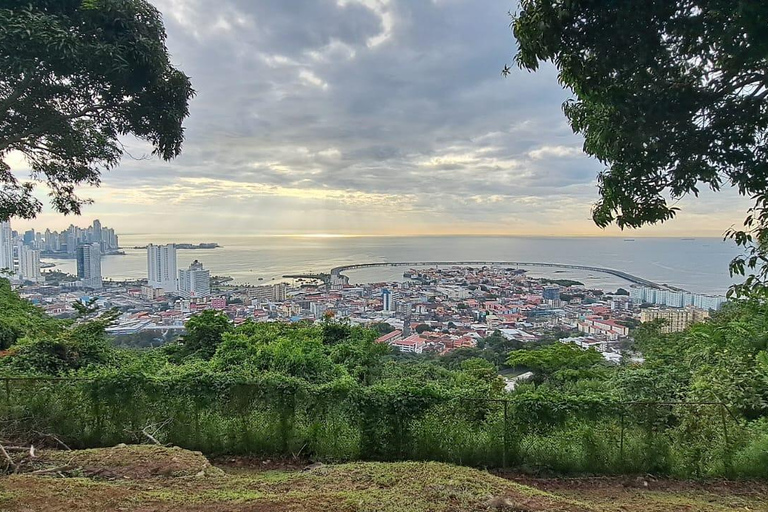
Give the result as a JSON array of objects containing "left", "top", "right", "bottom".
[{"left": 0, "top": 445, "right": 766, "bottom": 511}]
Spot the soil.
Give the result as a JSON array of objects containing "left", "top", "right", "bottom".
[{"left": 0, "top": 447, "right": 766, "bottom": 512}]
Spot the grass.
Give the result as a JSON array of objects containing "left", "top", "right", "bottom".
[{"left": 0, "top": 446, "right": 766, "bottom": 511}]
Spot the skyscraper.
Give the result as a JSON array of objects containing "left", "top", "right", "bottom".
[
  {"left": 382, "top": 288, "right": 393, "bottom": 312},
  {"left": 542, "top": 286, "right": 560, "bottom": 301},
  {"left": 76, "top": 243, "right": 102, "bottom": 289},
  {"left": 0, "top": 221, "right": 13, "bottom": 274},
  {"left": 92, "top": 219, "right": 102, "bottom": 247},
  {"left": 18, "top": 246, "right": 41, "bottom": 283},
  {"left": 23, "top": 229, "right": 35, "bottom": 246},
  {"left": 66, "top": 225, "right": 79, "bottom": 255},
  {"left": 178, "top": 260, "right": 211, "bottom": 299},
  {"left": 147, "top": 244, "right": 178, "bottom": 293}
]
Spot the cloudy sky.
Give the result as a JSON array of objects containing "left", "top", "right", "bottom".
[{"left": 13, "top": 0, "right": 750, "bottom": 237}]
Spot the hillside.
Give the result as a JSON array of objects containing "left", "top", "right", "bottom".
[{"left": 0, "top": 446, "right": 766, "bottom": 512}]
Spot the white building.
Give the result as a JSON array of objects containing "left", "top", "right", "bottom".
[
  {"left": 0, "top": 221, "right": 13, "bottom": 274},
  {"left": 18, "top": 245, "right": 41, "bottom": 283},
  {"left": 630, "top": 286, "right": 726, "bottom": 311},
  {"left": 436, "top": 286, "right": 471, "bottom": 300},
  {"left": 382, "top": 288, "right": 393, "bottom": 312},
  {"left": 248, "top": 283, "right": 287, "bottom": 302},
  {"left": 147, "top": 244, "right": 178, "bottom": 293},
  {"left": 76, "top": 243, "right": 102, "bottom": 289},
  {"left": 178, "top": 260, "right": 210, "bottom": 298}
]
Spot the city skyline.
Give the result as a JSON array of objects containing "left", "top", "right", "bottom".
[{"left": 6, "top": 0, "right": 751, "bottom": 238}]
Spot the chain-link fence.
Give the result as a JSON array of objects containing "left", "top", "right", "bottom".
[{"left": 0, "top": 377, "right": 750, "bottom": 477}]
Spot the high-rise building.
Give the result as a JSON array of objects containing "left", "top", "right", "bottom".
[
  {"left": 382, "top": 288, "right": 393, "bottom": 312},
  {"left": 18, "top": 245, "right": 41, "bottom": 283},
  {"left": 640, "top": 307, "right": 710, "bottom": 333},
  {"left": 178, "top": 260, "right": 210, "bottom": 299},
  {"left": 23, "top": 229, "right": 35, "bottom": 246},
  {"left": 66, "top": 225, "right": 79, "bottom": 255},
  {"left": 91, "top": 219, "right": 102, "bottom": 246},
  {"left": 76, "top": 243, "right": 102, "bottom": 289},
  {"left": 147, "top": 244, "right": 178, "bottom": 293},
  {"left": 630, "top": 286, "right": 726, "bottom": 310},
  {"left": 103, "top": 228, "right": 118, "bottom": 251},
  {"left": 0, "top": 221, "right": 13, "bottom": 274},
  {"left": 248, "top": 283, "right": 287, "bottom": 303},
  {"left": 542, "top": 286, "right": 560, "bottom": 301}
]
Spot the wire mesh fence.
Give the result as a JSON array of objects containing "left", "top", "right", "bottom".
[{"left": 0, "top": 376, "right": 748, "bottom": 477}]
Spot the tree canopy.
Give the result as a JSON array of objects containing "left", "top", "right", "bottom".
[
  {"left": 509, "top": 1, "right": 768, "bottom": 297},
  {"left": 0, "top": 0, "right": 193, "bottom": 220}
]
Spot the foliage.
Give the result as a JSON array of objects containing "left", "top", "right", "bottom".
[
  {"left": 370, "top": 322, "right": 395, "bottom": 335},
  {"left": 0, "top": 308, "right": 117, "bottom": 375},
  {"left": 506, "top": 342, "right": 605, "bottom": 384},
  {"left": 0, "top": 0, "right": 194, "bottom": 220},
  {"left": 180, "top": 310, "right": 232, "bottom": 360},
  {"left": 541, "top": 278, "right": 583, "bottom": 287},
  {"left": 2, "top": 283, "right": 768, "bottom": 476},
  {"left": 0, "top": 278, "right": 62, "bottom": 339},
  {"left": 509, "top": 1, "right": 768, "bottom": 298},
  {"left": 415, "top": 323, "right": 433, "bottom": 334},
  {"left": 624, "top": 301, "right": 768, "bottom": 415}
]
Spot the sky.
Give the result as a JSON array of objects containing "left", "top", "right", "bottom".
[{"left": 10, "top": 0, "right": 751, "bottom": 237}]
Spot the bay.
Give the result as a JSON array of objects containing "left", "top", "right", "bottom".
[{"left": 44, "top": 235, "right": 740, "bottom": 295}]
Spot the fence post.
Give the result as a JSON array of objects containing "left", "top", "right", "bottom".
[
  {"left": 720, "top": 404, "right": 732, "bottom": 477},
  {"left": 194, "top": 403, "right": 201, "bottom": 448},
  {"left": 94, "top": 399, "right": 103, "bottom": 443},
  {"left": 619, "top": 408, "right": 625, "bottom": 464},
  {"left": 503, "top": 400, "right": 508, "bottom": 470},
  {"left": 4, "top": 379, "right": 9, "bottom": 405}
]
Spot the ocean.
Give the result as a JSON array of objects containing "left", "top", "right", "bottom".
[{"left": 44, "top": 235, "right": 740, "bottom": 295}]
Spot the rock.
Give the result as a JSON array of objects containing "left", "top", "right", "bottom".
[
  {"left": 484, "top": 495, "right": 529, "bottom": 510},
  {"left": 303, "top": 462, "right": 325, "bottom": 472}
]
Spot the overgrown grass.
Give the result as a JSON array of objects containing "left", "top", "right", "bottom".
[{"left": 0, "top": 377, "right": 764, "bottom": 478}]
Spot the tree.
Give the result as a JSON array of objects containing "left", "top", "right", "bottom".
[
  {"left": 509, "top": 1, "right": 768, "bottom": 297},
  {"left": 506, "top": 342, "right": 604, "bottom": 383},
  {"left": 415, "top": 323, "right": 433, "bottom": 334},
  {"left": 0, "top": 0, "right": 193, "bottom": 220},
  {"left": 370, "top": 322, "right": 395, "bottom": 335},
  {"left": 182, "top": 310, "right": 232, "bottom": 359}
]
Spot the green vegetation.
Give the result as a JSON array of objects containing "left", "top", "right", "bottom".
[
  {"left": 2, "top": 279, "right": 768, "bottom": 478},
  {"left": 540, "top": 278, "right": 584, "bottom": 288},
  {"left": 0, "top": 0, "right": 193, "bottom": 220},
  {"left": 508, "top": 1, "right": 768, "bottom": 298}
]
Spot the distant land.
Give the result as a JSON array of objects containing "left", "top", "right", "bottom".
[
  {"left": 41, "top": 250, "right": 126, "bottom": 259},
  {"left": 132, "top": 243, "right": 221, "bottom": 250}
]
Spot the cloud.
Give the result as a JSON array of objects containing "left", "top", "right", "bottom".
[{"left": 6, "top": 0, "right": 749, "bottom": 238}]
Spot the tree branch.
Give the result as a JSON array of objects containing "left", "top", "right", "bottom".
[
  {"left": 0, "top": 71, "right": 41, "bottom": 117},
  {"left": 0, "top": 105, "right": 103, "bottom": 153},
  {"left": 0, "top": 442, "right": 17, "bottom": 473}
]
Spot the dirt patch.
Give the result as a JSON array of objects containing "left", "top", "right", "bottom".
[
  {"left": 2, "top": 452, "right": 767, "bottom": 512},
  {"left": 210, "top": 454, "right": 309, "bottom": 473},
  {"left": 38, "top": 444, "right": 221, "bottom": 480},
  {"left": 502, "top": 472, "right": 768, "bottom": 495},
  {"left": 497, "top": 473, "right": 768, "bottom": 512}
]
